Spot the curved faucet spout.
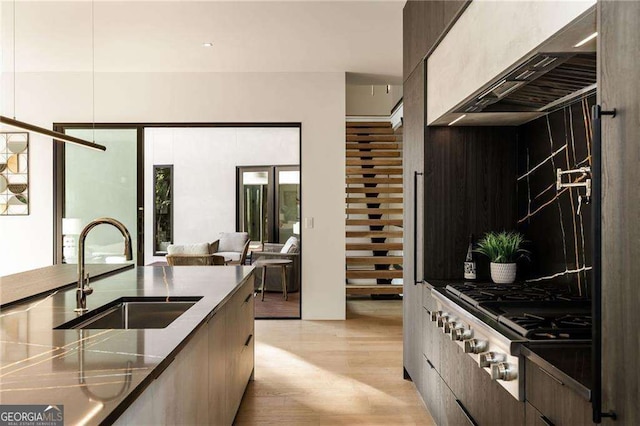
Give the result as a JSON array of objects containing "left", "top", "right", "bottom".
[{"left": 76, "top": 217, "right": 133, "bottom": 313}]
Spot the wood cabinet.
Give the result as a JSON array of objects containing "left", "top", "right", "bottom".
[
  {"left": 600, "top": 2, "right": 640, "bottom": 424},
  {"left": 421, "top": 287, "right": 524, "bottom": 425},
  {"left": 115, "top": 276, "right": 255, "bottom": 425},
  {"left": 525, "top": 359, "right": 593, "bottom": 426},
  {"left": 402, "top": 62, "right": 426, "bottom": 387}
]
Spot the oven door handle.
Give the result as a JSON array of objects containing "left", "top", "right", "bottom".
[
  {"left": 413, "top": 171, "right": 423, "bottom": 285},
  {"left": 455, "top": 399, "right": 478, "bottom": 426}
]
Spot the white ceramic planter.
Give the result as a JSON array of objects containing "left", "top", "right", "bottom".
[{"left": 490, "top": 262, "right": 517, "bottom": 284}]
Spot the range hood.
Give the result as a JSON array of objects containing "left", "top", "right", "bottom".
[
  {"left": 429, "top": 6, "right": 597, "bottom": 127},
  {"left": 457, "top": 52, "right": 596, "bottom": 115}
]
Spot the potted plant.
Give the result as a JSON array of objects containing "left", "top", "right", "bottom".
[{"left": 475, "top": 231, "right": 529, "bottom": 284}]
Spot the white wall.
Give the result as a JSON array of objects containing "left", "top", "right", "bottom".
[
  {"left": 426, "top": 0, "right": 596, "bottom": 124},
  {"left": 346, "top": 84, "right": 403, "bottom": 116},
  {"left": 0, "top": 71, "right": 346, "bottom": 320},
  {"left": 144, "top": 126, "right": 299, "bottom": 265}
]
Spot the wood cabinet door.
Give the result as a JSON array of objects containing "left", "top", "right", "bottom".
[
  {"left": 525, "top": 359, "right": 593, "bottom": 426},
  {"left": 208, "top": 305, "right": 228, "bottom": 426}
]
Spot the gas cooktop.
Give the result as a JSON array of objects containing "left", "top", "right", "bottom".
[{"left": 442, "top": 282, "right": 592, "bottom": 341}]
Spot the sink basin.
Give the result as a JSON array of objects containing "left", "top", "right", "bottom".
[{"left": 55, "top": 297, "right": 203, "bottom": 330}]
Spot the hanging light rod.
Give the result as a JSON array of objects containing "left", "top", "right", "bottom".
[{"left": 0, "top": 116, "right": 106, "bottom": 151}]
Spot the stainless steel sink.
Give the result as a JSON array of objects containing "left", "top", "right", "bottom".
[{"left": 55, "top": 297, "right": 202, "bottom": 330}]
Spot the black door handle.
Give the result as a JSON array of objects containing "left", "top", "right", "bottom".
[
  {"left": 413, "top": 171, "right": 423, "bottom": 285},
  {"left": 539, "top": 415, "right": 555, "bottom": 426},
  {"left": 455, "top": 399, "right": 478, "bottom": 426}
]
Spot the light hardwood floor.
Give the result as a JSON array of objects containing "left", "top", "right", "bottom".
[{"left": 235, "top": 296, "right": 435, "bottom": 425}]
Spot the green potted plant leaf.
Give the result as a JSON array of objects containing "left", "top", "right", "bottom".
[{"left": 475, "top": 231, "right": 530, "bottom": 284}]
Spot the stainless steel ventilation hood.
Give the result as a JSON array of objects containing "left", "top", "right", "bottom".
[{"left": 431, "top": 7, "right": 596, "bottom": 126}]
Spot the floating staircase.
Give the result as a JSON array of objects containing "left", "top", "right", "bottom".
[{"left": 345, "top": 121, "right": 403, "bottom": 295}]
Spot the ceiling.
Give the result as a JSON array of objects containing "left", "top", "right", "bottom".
[{"left": 0, "top": 1, "right": 404, "bottom": 84}]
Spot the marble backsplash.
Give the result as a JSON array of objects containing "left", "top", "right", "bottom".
[{"left": 516, "top": 95, "right": 596, "bottom": 296}]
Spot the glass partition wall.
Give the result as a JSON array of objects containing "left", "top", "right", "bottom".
[{"left": 55, "top": 126, "right": 142, "bottom": 265}]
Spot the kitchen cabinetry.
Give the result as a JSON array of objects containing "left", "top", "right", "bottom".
[
  {"left": 525, "top": 359, "right": 593, "bottom": 426},
  {"left": 422, "top": 286, "right": 524, "bottom": 425},
  {"left": 115, "top": 276, "right": 255, "bottom": 425}
]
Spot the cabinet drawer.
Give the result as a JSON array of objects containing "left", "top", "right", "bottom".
[
  {"left": 422, "top": 307, "right": 442, "bottom": 371},
  {"left": 525, "top": 359, "right": 593, "bottom": 426},
  {"left": 422, "top": 355, "right": 444, "bottom": 425}
]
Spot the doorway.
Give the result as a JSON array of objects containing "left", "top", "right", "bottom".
[
  {"left": 237, "top": 165, "right": 300, "bottom": 245},
  {"left": 53, "top": 125, "right": 144, "bottom": 266}
]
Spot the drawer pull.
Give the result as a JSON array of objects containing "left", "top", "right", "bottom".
[
  {"left": 539, "top": 415, "right": 555, "bottom": 426},
  {"left": 539, "top": 367, "right": 564, "bottom": 386},
  {"left": 455, "top": 399, "right": 478, "bottom": 426},
  {"left": 426, "top": 359, "right": 435, "bottom": 370},
  {"left": 244, "top": 334, "right": 253, "bottom": 347},
  {"left": 243, "top": 293, "right": 253, "bottom": 304}
]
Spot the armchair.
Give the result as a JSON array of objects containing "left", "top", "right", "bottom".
[
  {"left": 165, "top": 241, "right": 224, "bottom": 266},
  {"left": 252, "top": 236, "right": 300, "bottom": 292},
  {"left": 214, "top": 232, "right": 250, "bottom": 265}
]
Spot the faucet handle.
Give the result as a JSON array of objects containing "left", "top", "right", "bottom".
[{"left": 83, "top": 273, "right": 94, "bottom": 295}]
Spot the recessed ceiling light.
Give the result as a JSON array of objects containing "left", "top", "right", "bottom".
[
  {"left": 448, "top": 114, "right": 467, "bottom": 126},
  {"left": 574, "top": 32, "right": 597, "bottom": 48},
  {"left": 202, "top": 42, "right": 214, "bottom": 48}
]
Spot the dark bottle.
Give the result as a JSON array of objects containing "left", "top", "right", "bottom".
[{"left": 464, "top": 234, "right": 477, "bottom": 280}]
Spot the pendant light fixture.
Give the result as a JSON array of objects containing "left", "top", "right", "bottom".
[{"left": 0, "top": 0, "right": 106, "bottom": 151}]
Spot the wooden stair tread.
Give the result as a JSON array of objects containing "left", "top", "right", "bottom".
[
  {"left": 347, "top": 187, "right": 403, "bottom": 194},
  {"left": 346, "top": 135, "right": 398, "bottom": 142},
  {"left": 346, "top": 127, "right": 395, "bottom": 135},
  {"left": 346, "top": 159, "right": 402, "bottom": 166},
  {"left": 346, "top": 284, "right": 403, "bottom": 295},
  {"left": 346, "top": 243, "right": 403, "bottom": 250},
  {"left": 346, "top": 231, "right": 403, "bottom": 238},
  {"left": 346, "top": 219, "right": 403, "bottom": 226},
  {"left": 346, "top": 151, "right": 401, "bottom": 158},
  {"left": 346, "top": 177, "right": 403, "bottom": 184},
  {"left": 346, "top": 142, "right": 401, "bottom": 150},
  {"left": 346, "top": 122, "right": 392, "bottom": 128},
  {"left": 346, "top": 167, "right": 403, "bottom": 175},
  {"left": 346, "top": 256, "right": 403, "bottom": 264},
  {"left": 346, "top": 197, "right": 403, "bottom": 204},
  {"left": 346, "top": 208, "right": 403, "bottom": 215},
  {"left": 346, "top": 270, "right": 403, "bottom": 279}
]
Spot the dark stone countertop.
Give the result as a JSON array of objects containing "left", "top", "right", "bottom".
[
  {"left": 0, "top": 266, "right": 254, "bottom": 425},
  {"left": 521, "top": 343, "right": 592, "bottom": 401},
  {"left": 0, "top": 263, "right": 134, "bottom": 307}
]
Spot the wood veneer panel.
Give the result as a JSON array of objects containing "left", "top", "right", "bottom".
[
  {"left": 600, "top": 1, "right": 640, "bottom": 424},
  {"left": 423, "top": 126, "right": 517, "bottom": 280}
]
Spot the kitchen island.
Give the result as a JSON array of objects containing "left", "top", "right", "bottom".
[{"left": 0, "top": 266, "right": 255, "bottom": 425}]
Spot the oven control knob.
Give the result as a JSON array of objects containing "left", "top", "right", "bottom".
[
  {"left": 491, "top": 362, "right": 517, "bottom": 381},
  {"left": 464, "top": 338, "right": 487, "bottom": 354},
  {"left": 429, "top": 310, "right": 441, "bottom": 322},
  {"left": 479, "top": 351, "right": 506, "bottom": 368},
  {"left": 450, "top": 324, "right": 468, "bottom": 341},
  {"left": 443, "top": 318, "right": 458, "bottom": 333},
  {"left": 436, "top": 314, "right": 449, "bottom": 328}
]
